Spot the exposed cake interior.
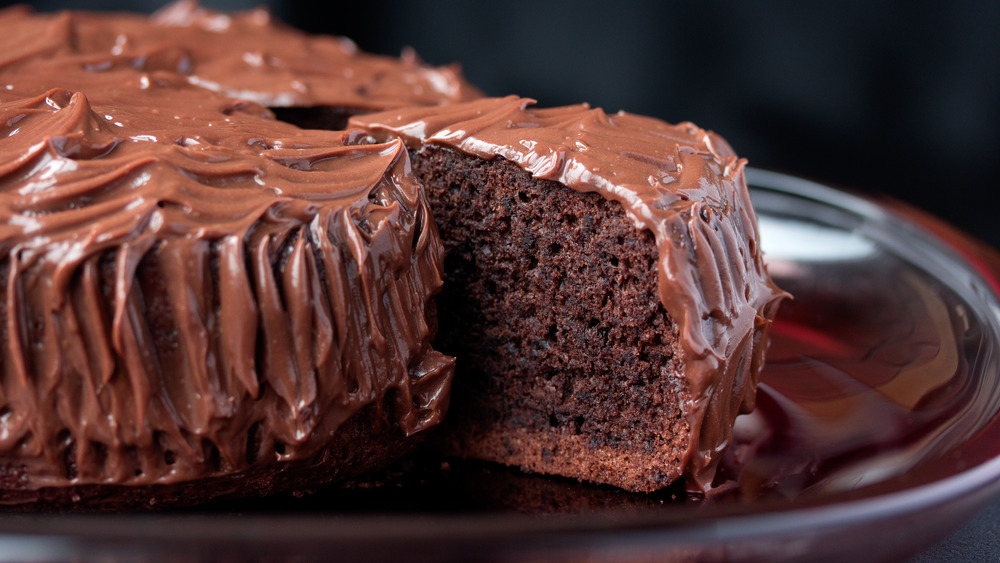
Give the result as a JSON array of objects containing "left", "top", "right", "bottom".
[
  {"left": 415, "top": 148, "right": 690, "bottom": 491},
  {"left": 350, "top": 97, "right": 786, "bottom": 492}
]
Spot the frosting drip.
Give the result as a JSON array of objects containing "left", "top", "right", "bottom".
[
  {"left": 350, "top": 96, "right": 786, "bottom": 491},
  {"left": 0, "top": 1, "right": 481, "bottom": 111},
  {"left": 0, "top": 67, "right": 452, "bottom": 489}
]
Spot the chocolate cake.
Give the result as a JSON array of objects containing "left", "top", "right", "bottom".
[
  {"left": 0, "top": 60, "right": 452, "bottom": 508},
  {"left": 350, "top": 97, "right": 785, "bottom": 493},
  {"left": 0, "top": 2, "right": 784, "bottom": 503}
]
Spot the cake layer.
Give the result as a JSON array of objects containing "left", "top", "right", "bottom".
[
  {"left": 410, "top": 149, "right": 690, "bottom": 492},
  {"left": 350, "top": 97, "right": 786, "bottom": 491}
]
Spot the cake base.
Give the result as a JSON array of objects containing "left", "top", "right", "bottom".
[{"left": 0, "top": 405, "right": 415, "bottom": 511}]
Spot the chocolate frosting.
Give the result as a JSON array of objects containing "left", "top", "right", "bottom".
[
  {"left": 350, "top": 96, "right": 786, "bottom": 491},
  {"left": 0, "top": 1, "right": 481, "bottom": 111},
  {"left": 0, "top": 64, "right": 452, "bottom": 490}
]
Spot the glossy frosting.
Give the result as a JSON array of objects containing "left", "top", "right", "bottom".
[
  {"left": 0, "top": 1, "right": 480, "bottom": 110},
  {"left": 350, "top": 96, "right": 786, "bottom": 490},
  {"left": 0, "top": 63, "right": 452, "bottom": 490}
]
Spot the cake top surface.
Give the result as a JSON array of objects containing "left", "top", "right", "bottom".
[
  {"left": 0, "top": 0, "right": 481, "bottom": 110},
  {"left": 0, "top": 66, "right": 422, "bottom": 258},
  {"left": 350, "top": 96, "right": 787, "bottom": 490}
]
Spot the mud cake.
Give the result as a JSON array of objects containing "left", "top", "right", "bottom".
[{"left": 0, "top": 2, "right": 784, "bottom": 501}]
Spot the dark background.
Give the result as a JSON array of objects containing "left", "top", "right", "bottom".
[
  {"left": 6, "top": 0, "right": 999, "bottom": 246},
  {"left": 307, "top": 1, "right": 1000, "bottom": 247}
]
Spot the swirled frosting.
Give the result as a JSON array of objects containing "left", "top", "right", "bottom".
[
  {"left": 350, "top": 96, "right": 786, "bottom": 490},
  {"left": 0, "top": 0, "right": 480, "bottom": 110},
  {"left": 0, "top": 64, "right": 452, "bottom": 491}
]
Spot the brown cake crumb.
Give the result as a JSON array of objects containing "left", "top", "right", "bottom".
[{"left": 415, "top": 147, "right": 692, "bottom": 493}]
